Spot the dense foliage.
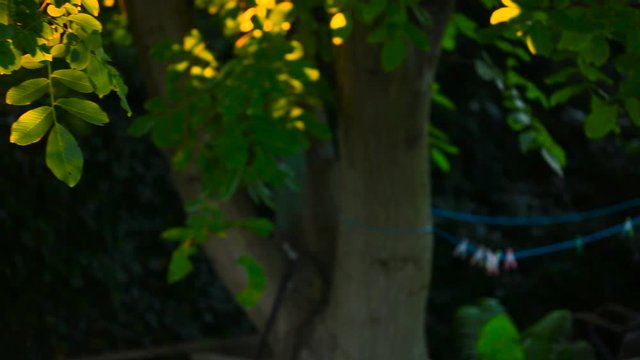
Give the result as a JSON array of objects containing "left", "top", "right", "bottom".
[{"left": 3, "top": 0, "right": 640, "bottom": 358}]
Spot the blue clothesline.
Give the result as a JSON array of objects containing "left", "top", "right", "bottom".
[
  {"left": 432, "top": 197, "right": 640, "bottom": 226},
  {"left": 434, "top": 215, "right": 639, "bottom": 259},
  {"left": 340, "top": 211, "right": 640, "bottom": 259}
]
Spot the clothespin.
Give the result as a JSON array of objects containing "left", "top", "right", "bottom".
[
  {"left": 453, "top": 239, "right": 470, "bottom": 258},
  {"left": 485, "top": 250, "right": 500, "bottom": 276},
  {"left": 503, "top": 247, "right": 518, "bottom": 271},
  {"left": 470, "top": 246, "right": 486, "bottom": 267},
  {"left": 575, "top": 236, "right": 583, "bottom": 255},
  {"left": 623, "top": 218, "right": 634, "bottom": 237}
]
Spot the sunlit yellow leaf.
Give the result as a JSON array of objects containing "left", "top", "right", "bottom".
[
  {"left": 235, "top": 33, "right": 252, "bottom": 48},
  {"left": 292, "top": 120, "right": 305, "bottom": 131},
  {"left": 203, "top": 66, "right": 216, "bottom": 78},
  {"left": 278, "top": 2, "right": 293, "bottom": 12},
  {"left": 289, "top": 78, "right": 304, "bottom": 93},
  {"left": 21, "top": 50, "right": 52, "bottom": 69},
  {"left": 277, "top": 74, "right": 304, "bottom": 93},
  {"left": 47, "top": 5, "right": 66, "bottom": 17},
  {"left": 303, "top": 67, "right": 320, "bottom": 81},
  {"left": 224, "top": 18, "right": 238, "bottom": 34},
  {"left": 183, "top": 29, "right": 201, "bottom": 51},
  {"left": 253, "top": 29, "right": 263, "bottom": 38},
  {"left": 332, "top": 37, "right": 344, "bottom": 46},
  {"left": 63, "top": 3, "right": 79, "bottom": 15},
  {"left": 190, "top": 65, "right": 203, "bottom": 76},
  {"left": 256, "top": 4, "right": 267, "bottom": 18},
  {"left": 240, "top": 18, "right": 254, "bottom": 32},
  {"left": 103, "top": 0, "right": 115, "bottom": 7},
  {"left": 10, "top": 106, "right": 54, "bottom": 145},
  {"left": 41, "top": 23, "right": 53, "bottom": 39},
  {"left": 330, "top": 12, "right": 347, "bottom": 30},
  {"left": 281, "top": 22, "right": 291, "bottom": 31},
  {"left": 170, "top": 60, "right": 189, "bottom": 72},
  {"left": 263, "top": 20, "right": 273, "bottom": 32},
  {"left": 224, "top": 1, "right": 237, "bottom": 11},
  {"left": 502, "top": 0, "right": 518, "bottom": 7},
  {"left": 82, "top": 0, "right": 100, "bottom": 16},
  {"left": 239, "top": 7, "right": 257, "bottom": 30},
  {"left": 526, "top": 35, "right": 537, "bottom": 54},
  {"left": 272, "top": 98, "right": 288, "bottom": 117},
  {"left": 51, "top": 44, "right": 66, "bottom": 58},
  {"left": 284, "top": 40, "right": 303, "bottom": 61},
  {"left": 490, "top": 7, "right": 521, "bottom": 24},
  {"left": 256, "top": 0, "right": 276, "bottom": 9},
  {"left": 289, "top": 107, "right": 304, "bottom": 118}
]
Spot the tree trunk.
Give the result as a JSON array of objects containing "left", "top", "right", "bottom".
[
  {"left": 125, "top": 0, "right": 453, "bottom": 358},
  {"left": 298, "top": 2, "right": 454, "bottom": 359}
]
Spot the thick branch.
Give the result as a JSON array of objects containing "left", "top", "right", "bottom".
[
  {"left": 124, "top": 0, "right": 284, "bottom": 334},
  {"left": 124, "top": 3, "right": 324, "bottom": 357}
]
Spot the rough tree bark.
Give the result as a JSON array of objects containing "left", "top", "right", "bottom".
[
  {"left": 297, "top": 2, "right": 454, "bottom": 359},
  {"left": 125, "top": 0, "right": 453, "bottom": 359}
]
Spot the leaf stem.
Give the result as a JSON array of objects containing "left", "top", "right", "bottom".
[{"left": 47, "top": 62, "right": 58, "bottom": 123}]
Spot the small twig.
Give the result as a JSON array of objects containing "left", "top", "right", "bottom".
[{"left": 253, "top": 243, "right": 298, "bottom": 360}]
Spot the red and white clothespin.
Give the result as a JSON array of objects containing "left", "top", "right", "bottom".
[
  {"left": 453, "top": 239, "right": 470, "bottom": 258},
  {"left": 470, "top": 246, "right": 486, "bottom": 267},
  {"left": 503, "top": 247, "right": 518, "bottom": 271},
  {"left": 485, "top": 250, "right": 501, "bottom": 276}
]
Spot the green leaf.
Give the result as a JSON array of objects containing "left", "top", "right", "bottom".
[
  {"left": 46, "top": 123, "right": 83, "bottom": 187},
  {"left": 6, "top": 78, "right": 49, "bottom": 105},
  {"left": 68, "top": 13, "right": 102, "bottom": 33},
  {"left": 474, "top": 58, "right": 503, "bottom": 83},
  {"left": 528, "top": 21, "right": 552, "bottom": 56},
  {"left": 556, "top": 341, "right": 595, "bottom": 360},
  {"left": 625, "top": 98, "right": 640, "bottom": 127},
  {"left": 583, "top": 34, "right": 609, "bottom": 66},
  {"left": 507, "top": 70, "right": 548, "bottom": 108},
  {"left": 161, "top": 227, "right": 192, "bottom": 242},
  {"left": 107, "top": 64, "right": 132, "bottom": 115},
  {"left": 81, "top": 0, "right": 100, "bottom": 16},
  {"left": 545, "top": 67, "right": 578, "bottom": 85},
  {"left": 360, "top": 0, "right": 386, "bottom": 24},
  {"left": 167, "top": 241, "right": 195, "bottom": 283},
  {"left": 477, "top": 314, "right": 525, "bottom": 360},
  {"left": 51, "top": 69, "right": 93, "bottom": 93},
  {"left": 85, "top": 30, "right": 103, "bottom": 51},
  {"left": 585, "top": 96, "right": 618, "bottom": 139},
  {"left": 403, "top": 21, "right": 429, "bottom": 50},
  {"left": 56, "top": 98, "right": 109, "bottom": 125},
  {"left": 87, "top": 57, "right": 111, "bottom": 97},
  {"left": 558, "top": 31, "right": 591, "bottom": 51},
  {"left": 549, "top": 84, "right": 585, "bottom": 106},
  {"left": 235, "top": 255, "right": 266, "bottom": 309},
  {"left": 128, "top": 114, "right": 156, "bottom": 136},
  {"left": 67, "top": 44, "right": 91, "bottom": 70},
  {"left": 454, "top": 14, "right": 477, "bottom": 39},
  {"left": 0, "top": 0, "right": 8, "bottom": 25},
  {"left": 577, "top": 58, "right": 612, "bottom": 84},
  {"left": 10, "top": 106, "right": 54, "bottom": 145},
  {"left": 541, "top": 148, "right": 564, "bottom": 176},
  {"left": 431, "top": 148, "right": 451, "bottom": 172},
  {"left": 14, "top": 30, "right": 38, "bottom": 56},
  {"left": 455, "top": 298, "right": 506, "bottom": 359},
  {"left": 381, "top": 36, "right": 406, "bottom": 71},
  {"left": 151, "top": 109, "right": 186, "bottom": 147},
  {"left": 522, "top": 310, "right": 572, "bottom": 360},
  {"left": 234, "top": 217, "right": 274, "bottom": 236}
]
